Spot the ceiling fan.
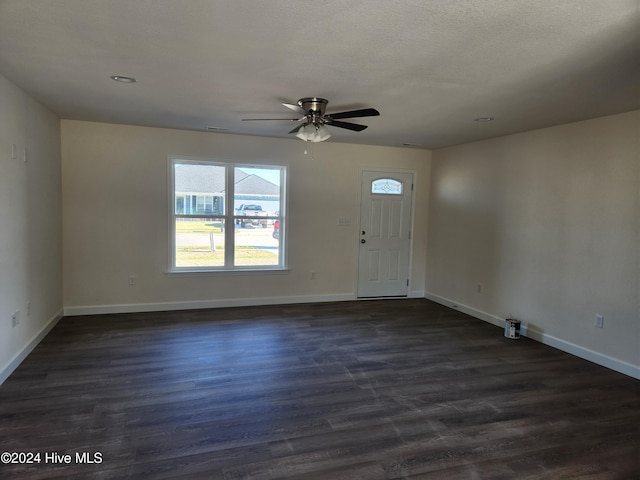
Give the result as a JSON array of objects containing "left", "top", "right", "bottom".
[{"left": 242, "top": 97, "right": 380, "bottom": 142}]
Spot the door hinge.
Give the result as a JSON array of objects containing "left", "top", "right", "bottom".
[{"left": 407, "top": 279, "right": 409, "bottom": 286}]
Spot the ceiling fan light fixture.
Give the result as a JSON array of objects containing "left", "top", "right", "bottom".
[{"left": 296, "top": 123, "right": 332, "bottom": 143}]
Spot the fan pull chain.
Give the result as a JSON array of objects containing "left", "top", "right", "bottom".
[{"left": 303, "top": 142, "right": 315, "bottom": 160}]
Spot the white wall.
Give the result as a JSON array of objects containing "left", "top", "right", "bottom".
[
  {"left": 0, "top": 74, "right": 62, "bottom": 383},
  {"left": 426, "top": 111, "right": 639, "bottom": 377},
  {"left": 61, "top": 120, "right": 431, "bottom": 313}
]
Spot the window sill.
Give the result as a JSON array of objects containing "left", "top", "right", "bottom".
[{"left": 165, "top": 268, "right": 290, "bottom": 277}]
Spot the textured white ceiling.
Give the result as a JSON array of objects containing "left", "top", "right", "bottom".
[{"left": 0, "top": 0, "right": 638, "bottom": 148}]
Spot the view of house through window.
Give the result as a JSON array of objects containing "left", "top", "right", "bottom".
[{"left": 171, "top": 159, "right": 285, "bottom": 270}]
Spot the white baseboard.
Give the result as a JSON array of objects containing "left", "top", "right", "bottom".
[
  {"left": 425, "top": 292, "right": 640, "bottom": 380},
  {"left": 0, "top": 309, "right": 63, "bottom": 385},
  {"left": 63, "top": 293, "right": 356, "bottom": 316},
  {"left": 65, "top": 291, "right": 428, "bottom": 316}
]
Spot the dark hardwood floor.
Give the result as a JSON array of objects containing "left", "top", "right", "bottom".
[{"left": 1, "top": 299, "right": 638, "bottom": 479}]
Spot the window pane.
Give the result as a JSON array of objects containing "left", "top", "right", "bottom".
[
  {"left": 234, "top": 223, "right": 280, "bottom": 266},
  {"left": 234, "top": 166, "right": 281, "bottom": 222},
  {"left": 174, "top": 163, "right": 226, "bottom": 215},
  {"left": 371, "top": 178, "right": 403, "bottom": 195},
  {"left": 175, "top": 218, "right": 225, "bottom": 267}
]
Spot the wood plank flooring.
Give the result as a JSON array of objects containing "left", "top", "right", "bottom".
[{"left": 0, "top": 299, "right": 638, "bottom": 479}]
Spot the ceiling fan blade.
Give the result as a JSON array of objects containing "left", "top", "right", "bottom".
[
  {"left": 283, "top": 103, "right": 307, "bottom": 116},
  {"left": 325, "top": 120, "right": 368, "bottom": 132},
  {"left": 326, "top": 108, "right": 380, "bottom": 120},
  {"left": 288, "top": 124, "right": 304, "bottom": 134},
  {"left": 241, "top": 118, "right": 302, "bottom": 121}
]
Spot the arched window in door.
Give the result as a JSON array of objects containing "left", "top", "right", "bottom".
[{"left": 371, "top": 178, "right": 403, "bottom": 195}]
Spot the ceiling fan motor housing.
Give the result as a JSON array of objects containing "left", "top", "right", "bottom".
[{"left": 298, "top": 97, "right": 328, "bottom": 124}]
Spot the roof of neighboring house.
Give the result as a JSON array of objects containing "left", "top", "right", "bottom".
[
  {"left": 234, "top": 174, "right": 280, "bottom": 196},
  {"left": 174, "top": 164, "right": 279, "bottom": 196},
  {"left": 175, "top": 164, "right": 225, "bottom": 193}
]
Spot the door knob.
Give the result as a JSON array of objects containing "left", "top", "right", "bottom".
[
  {"left": 361, "top": 239, "right": 366, "bottom": 244},
  {"left": 361, "top": 230, "right": 366, "bottom": 235}
]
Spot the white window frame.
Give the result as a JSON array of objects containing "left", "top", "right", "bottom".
[{"left": 168, "top": 156, "right": 287, "bottom": 273}]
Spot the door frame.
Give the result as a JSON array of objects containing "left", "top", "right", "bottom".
[{"left": 355, "top": 167, "right": 417, "bottom": 298}]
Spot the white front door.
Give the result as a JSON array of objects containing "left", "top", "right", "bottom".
[{"left": 357, "top": 170, "right": 414, "bottom": 298}]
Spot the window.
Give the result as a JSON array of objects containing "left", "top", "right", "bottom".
[
  {"left": 170, "top": 158, "right": 286, "bottom": 272},
  {"left": 371, "top": 178, "right": 403, "bottom": 195}
]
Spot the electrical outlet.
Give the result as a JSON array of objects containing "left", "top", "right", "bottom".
[
  {"left": 595, "top": 314, "right": 604, "bottom": 328},
  {"left": 11, "top": 310, "right": 20, "bottom": 327},
  {"left": 310, "top": 271, "right": 316, "bottom": 280},
  {"left": 128, "top": 275, "right": 136, "bottom": 286},
  {"left": 476, "top": 283, "right": 482, "bottom": 293}
]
